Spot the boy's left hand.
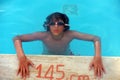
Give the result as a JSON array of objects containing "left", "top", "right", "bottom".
[{"left": 89, "top": 56, "right": 106, "bottom": 79}]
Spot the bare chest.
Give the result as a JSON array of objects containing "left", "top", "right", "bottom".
[
  {"left": 43, "top": 39, "right": 69, "bottom": 49},
  {"left": 43, "top": 35, "right": 72, "bottom": 50}
]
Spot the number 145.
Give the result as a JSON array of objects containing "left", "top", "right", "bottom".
[{"left": 36, "top": 64, "right": 65, "bottom": 80}]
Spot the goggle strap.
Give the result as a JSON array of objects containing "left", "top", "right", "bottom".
[{"left": 65, "top": 24, "right": 69, "bottom": 26}]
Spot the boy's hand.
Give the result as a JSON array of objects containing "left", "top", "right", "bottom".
[
  {"left": 89, "top": 56, "right": 106, "bottom": 80},
  {"left": 17, "top": 56, "right": 35, "bottom": 79}
]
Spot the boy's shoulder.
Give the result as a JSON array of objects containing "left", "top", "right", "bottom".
[
  {"left": 33, "top": 31, "right": 49, "bottom": 39},
  {"left": 34, "top": 31, "right": 48, "bottom": 35},
  {"left": 35, "top": 31, "right": 47, "bottom": 33},
  {"left": 65, "top": 30, "right": 84, "bottom": 37},
  {"left": 66, "top": 30, "right": 75, "bottom": 33},
  {"left": 66, "top": 30, "right": 81, "bottom": 34}
]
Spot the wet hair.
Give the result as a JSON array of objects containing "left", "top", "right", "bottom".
[{"left": 43, "top": 12, "right": 70, "bottom": 31}]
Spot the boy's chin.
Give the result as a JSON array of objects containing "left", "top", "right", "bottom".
[{"left": 52, "top": 33, "right": 60, "bottom": 36}]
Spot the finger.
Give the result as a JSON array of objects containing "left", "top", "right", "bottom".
[
  {"left": 97, "top": 67, "right": 101, "bottom": 78},
  {"left": 96, "top": 66, "right": 104, "bottom": 80},
  {"left": 94, "top": 67, "right": 98, "bottom": 79},
  {"left": 25, "top": 64, "right": 30, "bottom": 78},
  {"left": 99, "top": 67, "right": 105, "bottom": 78},
  {"left": 17, "top": 65, "right": 21, "bottom": 76},
  {"left": 97, "top": 65, "right": 105, "bottom": 79},
  {"left": 23, "top": 76, "right": 26, "bottom": 80},
  {"left": 100, "top": 68, "right": 103, "bottom": 78},
  {"left": 89, "top": 62, "right": 93, "bottom": 70},
  {"left": 102, "top": 66, "right": 106, "bottom": 74},
  {"left": 20, "top": 65, "right": 23, "bottom": 79},
  {"left": 19, "top": 65, "right": 22, "bottom": 79},
  {"left": 21, "top": 65, "right": 25, "bottom": 79},
  {"left": 23, "top": 65, "right": 26, "bottom": 78},
  {"left": 28, "top": 60, "right": 35, "bottom": 68}
]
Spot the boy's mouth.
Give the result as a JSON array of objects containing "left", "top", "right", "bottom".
[{"left": 53, "top": 30, "right": 59, "bottom": 33}]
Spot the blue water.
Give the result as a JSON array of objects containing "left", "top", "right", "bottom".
[{"left": 0, "top": 0, "right": 120, "bottom": 56}]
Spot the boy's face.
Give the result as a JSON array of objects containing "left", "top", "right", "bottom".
[{"left": 49, "top": 20, "right": 64, "bottom": 36}]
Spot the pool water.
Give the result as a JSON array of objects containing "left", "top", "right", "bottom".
[{"left": 0, "top": 0, "right": 120, "bottom": 56}]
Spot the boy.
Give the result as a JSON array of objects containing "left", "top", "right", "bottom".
[{"left": 13, "top": 12, "right": 105, "bottom": 79}]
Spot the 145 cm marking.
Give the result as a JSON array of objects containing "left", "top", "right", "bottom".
[{"left": 36, "top": 64, "right": 90, "bottom": 80}]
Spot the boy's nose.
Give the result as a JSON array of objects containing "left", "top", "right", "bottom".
[{"left": 54, "top": 23, "right": 58, "bottom": 27}]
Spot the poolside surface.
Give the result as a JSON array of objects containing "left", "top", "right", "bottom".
[{"left": 0, "top": 54, "right": 120, "bottom": 80}]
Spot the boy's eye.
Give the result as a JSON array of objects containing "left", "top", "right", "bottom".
[
  {"left": 57, "top": 22, "right": 64, "bottom": 26},
  {"left": 49, "top": 22, "right": 55, "bottom": 26},
  {"left": 49, "top": 22, "right": 64, "bottom": 26}
]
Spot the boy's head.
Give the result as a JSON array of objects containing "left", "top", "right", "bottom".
[{"left": 43, "top": 12, "right": 70, "bottom": 32}]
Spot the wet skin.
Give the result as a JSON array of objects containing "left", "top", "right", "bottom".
[{"left": 13, "top": 21, "right": 105, "bottom": 79}]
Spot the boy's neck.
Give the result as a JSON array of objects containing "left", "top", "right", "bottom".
[{"left": 51, "top": 32, "right": 64, "bottom": 40}]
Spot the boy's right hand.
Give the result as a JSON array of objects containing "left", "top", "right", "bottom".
[{"left": 17, "top": 56, "right": 35, "bottom": 79}]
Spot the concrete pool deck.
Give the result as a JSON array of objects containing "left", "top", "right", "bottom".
[{"left": 0, "top": 54, "right": 120, "bottom": 80}]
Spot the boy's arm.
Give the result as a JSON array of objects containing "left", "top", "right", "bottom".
[
  {"left": 14, "top": 32, "right": 44, "bottom": 42},
  {"left": 71, "top": 31, "right": 101, "bottom": 56},
  {"left": 14, "top": 37, "right": 35, "bottom": 79},
  {"left": 71, "top": 31, "right": 100, "bottom": 42},
  {"left": 71, "top": 31, "right": 105, "bottom": 79},
  {"left": 14, "top": 38, "right": 25, "bottom": 60},
  {"left": 13, "top": 32, "right": 43, "bottom": 79},
  {"left": 89, "top": 39, "right": 105, "bottom": 79},
  {"left": 13, "top": 32, "right": 41, "bottom": 59}
]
